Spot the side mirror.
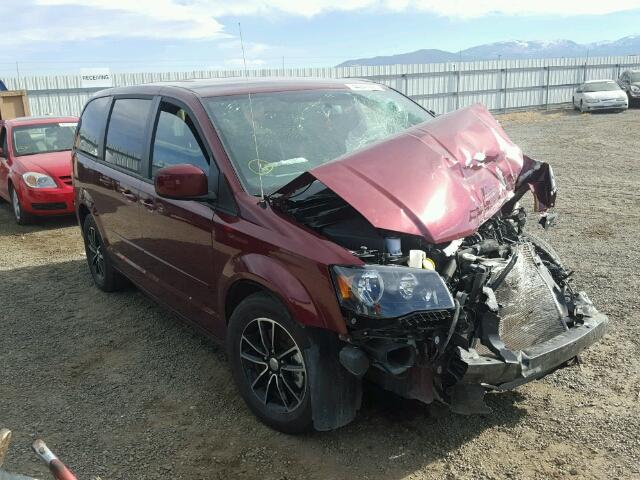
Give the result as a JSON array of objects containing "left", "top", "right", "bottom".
[{"left": 154, "top": 164, "right": 209, "bottom": 199}]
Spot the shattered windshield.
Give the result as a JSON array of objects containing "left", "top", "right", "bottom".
[{"left": 204, "top": 86, "right": 433, "bottom": 195}]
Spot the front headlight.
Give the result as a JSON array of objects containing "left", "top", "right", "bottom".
[
  {"left": 22, "top": 172, "right": 57, "bottom": 188},
  {"left": 630, "top": 85, "right": 640, "bottom": 93},
  {"left": 332, "top": 265, "right": 454, "bottom": 318}
]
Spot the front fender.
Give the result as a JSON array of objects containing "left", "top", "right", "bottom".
[{"left": 222, "top": 253, "right": 346, "bottom": 334}]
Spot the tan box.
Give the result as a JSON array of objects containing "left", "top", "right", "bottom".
[{"left": 0, "top": 90, "right": 30, "bottom": 120}]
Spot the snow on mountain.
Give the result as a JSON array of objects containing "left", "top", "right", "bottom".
[{"left": 337, "top": 36, "right": 640, "bottom": 66}]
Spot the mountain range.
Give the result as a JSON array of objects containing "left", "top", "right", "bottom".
[{"left": 338, "top": 36, "right": 640, "bottom": 66}]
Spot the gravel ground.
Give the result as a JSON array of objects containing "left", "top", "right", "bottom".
[{"left": 1, "top": 108, "right": 639, "bottom": 480}]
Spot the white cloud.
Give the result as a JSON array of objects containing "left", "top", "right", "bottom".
[
  {"left": 224, "top": 58, "right": 267, "bottom": 67},
  {"left": 35, "top": 0, "right": 226, "bottom": 39},
  {"left": 218, "top": 40, "right": 271, "bottom": 56},
  {"left": 132, "top": 0, "right": 640, "bottom": 18},
  {"left": 4, "top": 0, "right": 640, "bottom": 46},
  {"left": 399, "top": 0, "right": 640, "bottom": 18}
]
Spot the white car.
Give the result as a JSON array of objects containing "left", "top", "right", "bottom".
[{"left": 573, "top": 80, "right": 628, "bottom": 112}]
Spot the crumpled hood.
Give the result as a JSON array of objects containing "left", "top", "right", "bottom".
[{"left": 277, "top": 104, "right": 552, "bottom": 244}]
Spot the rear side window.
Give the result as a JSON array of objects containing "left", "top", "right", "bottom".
[
  {"left": 77, "top": 96, "right": 110, "bottom": 157},
  {"left": 0, "top": 127, "right": 7, "bottom": 155},
  {"left": 151, "top": 101, "right": 209, "bottom": 177},
  {"left": 105, "top": 98, "right": 152, "bottom": 173}
]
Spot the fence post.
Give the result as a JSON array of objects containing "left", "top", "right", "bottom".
[
  {"left": 545, "top": 66, "right": 550, "bottom": 110},
  {"left": 456, "top": 65, "right": 460, "bottom": 110},
  {"left": 503, "top": 67, "right": 508, "bottom": 113}
]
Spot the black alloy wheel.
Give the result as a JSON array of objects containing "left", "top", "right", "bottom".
[{"left": 82, "top": 214, "right": 127, "bottom": 292}]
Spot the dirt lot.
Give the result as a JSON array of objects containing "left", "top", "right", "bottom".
[{"left": 1, "top": 109, "right": 639, "bottom": 480}]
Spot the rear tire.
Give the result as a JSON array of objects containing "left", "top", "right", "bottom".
[
  {"left": 82, "top": 214, "right": 127, "bottom": 292},
  {"left": 227, "top": 292, "right": 314, "bottom": 433},
  {"left": 10, "top": 185, "right": 34, "bottom": 225}
]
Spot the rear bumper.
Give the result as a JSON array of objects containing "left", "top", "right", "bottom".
[{"left": 455, "top": 313, "right": 609, "bottom": 389}]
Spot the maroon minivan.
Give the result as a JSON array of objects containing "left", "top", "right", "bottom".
[{"left": 73, "top": 78, "right": 607, "bottom": 432}]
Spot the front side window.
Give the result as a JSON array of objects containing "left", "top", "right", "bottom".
[
  {"left": 12, "top": 122, "right": 77, "bottom": 157},
  {"left": 151, "top": 102, "right": 209, "bottom": 176},
  {"left": 105, "top": 98, "right": 152, "bottom": 173},
  {"left": 204, "top": 86, "right": 432, "bottom": 195},
  {"left": 630, "top": 72, "right": 640, "bottom": 82},
  {"left": 77, "top": 96, "right": 110, "bottom": 157}
]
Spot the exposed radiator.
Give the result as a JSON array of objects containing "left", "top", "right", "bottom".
[{"left": 493, "top": 242, "right": 567, "bottom": 351}]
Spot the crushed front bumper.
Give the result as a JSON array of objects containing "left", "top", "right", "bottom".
[{"left": 454, "top": 313, "right": 608, "bottom": 390}]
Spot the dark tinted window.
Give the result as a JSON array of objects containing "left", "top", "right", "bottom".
[
  {"left": 105, "top": 98, "right": 152, "bottom": 173},
  {"left": 151, "top": 102, "right": 209, "bottom": 176},
  {"left": 77, "top": 96, "right": 110, "bottom": 157},
  {"left": 0, "top": 127, "right": 7, "bottom": 155}
]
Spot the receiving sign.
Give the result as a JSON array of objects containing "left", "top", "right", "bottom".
[{"left": 80, "top": 68, "right": 113, "bottom": 89}]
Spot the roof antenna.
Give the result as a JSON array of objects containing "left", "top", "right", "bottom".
[{"left": 238, "top": 22, "right": 266, "bottom": 205}]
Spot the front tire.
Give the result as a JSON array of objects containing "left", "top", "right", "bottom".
[
  {"left": 10, "top": 185, "right": 34, "bottom": 225},
  {"left": 82, "top": 214, "right": 127, "bottom": 292},
  {"left": 227, "top": 293, "right": 314, "bottom": 433}
]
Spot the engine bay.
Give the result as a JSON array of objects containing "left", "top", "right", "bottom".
[{"left": 277, "top": 180, "right": 599, "bottom": 412}]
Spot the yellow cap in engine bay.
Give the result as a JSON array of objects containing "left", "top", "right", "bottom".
[{"left": 422, "top": 257, "right": 436, "bottom": 270}]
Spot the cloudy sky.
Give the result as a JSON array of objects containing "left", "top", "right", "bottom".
[{"left": 1, "top": 0, "right": 640, "bottom": 75}]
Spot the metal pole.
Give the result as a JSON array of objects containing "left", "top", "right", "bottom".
[
  {"left": 15, "top": 62, "right": 20, "bottom": 89},
  {"left": 583, "top": 49, "right": 589, "bottom": 82},
  {"left": 456, "top": 65, "right": 460, "bottom": 110},
  {"left": 545, "top": 65, "right": 551, "bottom": 110},
  {"left": 503, "top": 67, "right": 508, "bottom": 113}
]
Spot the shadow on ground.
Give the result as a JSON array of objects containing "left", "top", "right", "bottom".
[
  {"left": 0, "top": 201, "right": 77, "bottom": 237},
  {"left": 0, "top": 259, "right": 527, "bottom": 480}
]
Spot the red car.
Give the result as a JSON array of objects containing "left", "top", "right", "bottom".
[
  {"left": 73, "top": 79, "right": 607, "bottom": 432},
  {"left": 0, "top": 116, "right": 78, "bottom": 224}
]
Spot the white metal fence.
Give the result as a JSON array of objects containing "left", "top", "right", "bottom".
[{"left": 3, "top": 56, "right": 639, "bottom": 117}]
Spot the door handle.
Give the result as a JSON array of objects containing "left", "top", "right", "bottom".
[
  {"left": 98, "top": 175, "right": 114, "bottom": 187},
  {"left": 140, "top": 198, "right": 156, "bottom": 210},
  {"left": 119, "top": 188, "right": 138, "bottom": 202}
]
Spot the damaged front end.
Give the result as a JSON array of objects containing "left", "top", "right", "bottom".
[
  {"left": 302, "top": 201, "right": 606, "bottom": 414},
  {"left": 273, "top": 104, "right": 608, "bottom": 414}
]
